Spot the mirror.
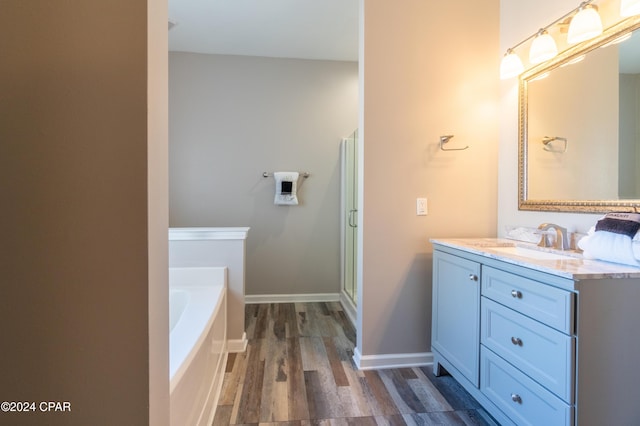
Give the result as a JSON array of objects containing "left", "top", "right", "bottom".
[{"left": 519, "top": 16, "right": 640, "bottom": 213}]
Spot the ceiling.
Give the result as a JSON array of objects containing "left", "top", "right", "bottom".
[{"left": 168, "top": 0, "right": 359, "bottom": 62}]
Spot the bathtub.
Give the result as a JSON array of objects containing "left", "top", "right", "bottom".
[{"left": 170, "top": 267, "right": 227, "bottom": 426}]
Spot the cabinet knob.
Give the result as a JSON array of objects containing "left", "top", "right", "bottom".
[
  {"left": 511, "top": 336, "right": 523, "bottom": 346},
  {"left": 469, "top": 274, "right": 478, "bottom": 281},
  {"left": 511, "top": 290, "right": 523, "bottom": 298},
  {"left": 511, "top": 393, "right": 522, "bottom": 404}
]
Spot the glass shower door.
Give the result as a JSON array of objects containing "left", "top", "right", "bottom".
[{"left": 342, "top": 130, "right": 358, "bottom": 306}]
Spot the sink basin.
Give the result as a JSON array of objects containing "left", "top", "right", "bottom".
[{"left": 490, "top": 245, "right": 576, "bottom": 261}]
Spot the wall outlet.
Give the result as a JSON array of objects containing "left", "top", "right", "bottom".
[{"left": 417, "top": 198, "right": 427, "bottom": 216}]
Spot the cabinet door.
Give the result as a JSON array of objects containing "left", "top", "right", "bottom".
[{"left": 432, "top": 250, "right": 481, "bottom": 386}]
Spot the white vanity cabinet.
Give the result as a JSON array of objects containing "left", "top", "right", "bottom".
[
  {"left": 432, "top": 250, "right": 481, "bottom": 387},
  {"left": 431, "top": 239, "right": 640, "bottom": 426}
]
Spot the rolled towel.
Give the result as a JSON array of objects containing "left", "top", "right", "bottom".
[
  {"left": 595, "top": 212, "right": 640, "bottom": 238},
  {"left": 578, "top": 225, "right": 640, "bottom": 266}
]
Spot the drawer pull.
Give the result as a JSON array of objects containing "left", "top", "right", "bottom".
[
  {"left": 469, "top": 274, "right": 478, "bottom": 281},
  {"left": 510, "top": 336, "right": 523, "bottom": 346},
  {"left": 510, "top": 393, "right": 522, "bottom": 404},
  {"left": 510, "top": 290, "right": 523, "bottom": 299}
]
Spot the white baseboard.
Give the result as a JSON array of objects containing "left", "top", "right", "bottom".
[
  {"left": 227, "top": 332, "right": 247, "bottom": 353},
  {"left": 353, "top": 347, "right": 433, "bottom": 370},
  {"left": 245, "top": 293, "right": 341, "bottom": 304},
  {"left": 339, "top": 292, "right": 357, "bottom": 327}
]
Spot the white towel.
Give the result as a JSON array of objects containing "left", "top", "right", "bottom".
[
  {"left": 273, "top": 172, "right": 299, "bottom": 205},
  {"left": 578, "top": 225, "right": 640, "bottom": 267}
]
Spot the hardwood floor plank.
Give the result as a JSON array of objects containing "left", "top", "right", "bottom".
[
  {"left": 361, "top": 370, "right": 401, "bottom": 416},
  {"left": 330, "top": 309, "right": 356, "bottom": 346},
  {"left": 373, "top": 415, "right": 407, "bottom": 426},
  {"left": 236, "top": 340, "right": 265, "bottom": 424},
  {"left": 322, "top": 337, "right": 349, "bottom": 387},
  {"left": 273, "top": 303, "right": 287, "bottom": 341},
  {"left": 452, "top": 410, "right": 500, "bottom": 426},
  {"left": 340, "top": 363, "right": 377, "bottom": 417},
  {"left": 344, "top": 417, "right": 379, "bottom": 426},
  {"left": 299, "top": 336, "right": 323, "bottom": 372},
  {"left": 220, "top": 349, "right": 248, "bottom": 405},
  {"left": 228, "top": 380, "right": 244, "bottom": 424},
  {"left": 398, "top": 369, "right": 417, "bottom": 380},
  {"left": 407, "top": 368, "right": 453, "bottom": 412},
  {"left": 304, "top": 370, "right": 329, "bottom": 420},
  {"left": 283, "top": 303, "right": 299, "bottom": 338},
  {"left": 318, "top": 302, "right": 331, "bottom": 316},
  {"left": 378, "top": 369, "right": 426, "bottom": 414},
  {"left": 287, "top": 337, "right": 310, "bottom": 420},
  {"left": 245, "top": 304, "right": 259, "bottom": 338},
  {"left": 297, "top": 306, "right": 318, "bottom": 337},
  {"left": 402, "top": 411, "right": 470, "bottom": 426},
  {"left": 418, "top": 367, "right": 482, "bottom": 411},
  {"left": 260, "top": 338, "right": 289, "bottom": 422},
  {"left": 253, "top": 304, "right": 269, "bottom": 339}
]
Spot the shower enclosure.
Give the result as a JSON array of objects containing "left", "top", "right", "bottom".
[{"left": 340, "top": 129, "right": 358, "bottom": 324}]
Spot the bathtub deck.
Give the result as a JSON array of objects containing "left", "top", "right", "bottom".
[{"left": 214, "top": 302, "right": 497, "bottom": 425}]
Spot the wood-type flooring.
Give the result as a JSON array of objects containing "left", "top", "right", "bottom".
[{"left": 214, "top": 302, "right": 498, "bottom": 426}]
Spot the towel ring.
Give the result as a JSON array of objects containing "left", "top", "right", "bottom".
[
  {"left": 542, "top": 136, "right": 568, "bottom": 153},
  {"left": 439, "top": 135, "right": 469, "bottom": 151}
]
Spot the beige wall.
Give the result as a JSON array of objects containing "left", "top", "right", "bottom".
[
  {"left": 358, "top": 0, "right": 499, "bottom": 357},
  {"left": 169, "top": 53, "right": 358, "bottom": 296},
  {"left": 0, "top": 1, "right": 168, "bottom": 424}
]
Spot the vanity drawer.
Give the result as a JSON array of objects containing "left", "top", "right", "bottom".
[
  {"left": 481, "top": 298, "right": 574, "bottom": 402},
  {"left": 481, "top": 266, "right": 574, "bottom": 334},
  {"left": 481, "top": 347, "right": 572, "bottom": 426}
]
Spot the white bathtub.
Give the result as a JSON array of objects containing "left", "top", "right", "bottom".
[{"left": 170, "top": 267, "right": 227, "bottom": 426}]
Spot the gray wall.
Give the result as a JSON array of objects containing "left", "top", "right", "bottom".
[
  {"left": 1, "top": 1, "right": 169, "bottom": 424},
  {"left": 169, "top": 53, "right": 358, "bottom": 296}
]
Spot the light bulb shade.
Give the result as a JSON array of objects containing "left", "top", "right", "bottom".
[
  {"left": 500, "top": 51, "right": 524, "bottom": 79},
  {"left": 529, "top": 32, "right": 558, "bottom": 64},
  {"left": 621, "top": 0, "right": 640, "bottom": 17},
  {"left": 567, "top": 6, "right": 603, "bottom": 44}
]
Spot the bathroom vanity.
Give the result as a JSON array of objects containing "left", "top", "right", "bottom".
[{"left": 431, "top": 238, "right": 640, "bottom": 426}]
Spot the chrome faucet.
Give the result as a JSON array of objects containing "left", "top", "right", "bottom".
[{"left": 537, "top": 223, "right": 569, "bottom": 250}]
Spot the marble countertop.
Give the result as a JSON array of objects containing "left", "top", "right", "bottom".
[{"left": 430, "top": 238, "right": 640, "bottom": 280}]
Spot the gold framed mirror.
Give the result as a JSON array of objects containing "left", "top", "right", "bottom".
[{"left": 519, "top": 15, "right": 640, "bottom": 213}]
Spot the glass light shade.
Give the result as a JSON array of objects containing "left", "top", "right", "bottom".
[
  {"left": 567, "top": 6, "right": 603, "bottom": 44},
  {"left": 500, "top": 51, "right": 524, "bottom": 79},
  {"left": 621, "top": 0, "right": 640, "bottom": 17},
  {"left": 529, "top": 32, "right": 558, "bottom": 64}
]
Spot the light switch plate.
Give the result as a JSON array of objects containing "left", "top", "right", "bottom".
[{"left": 417, "top": 198, "right": 427, "bottom": 215}]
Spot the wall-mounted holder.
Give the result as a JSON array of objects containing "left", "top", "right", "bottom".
[
  {"left": 542, "top": 136, "right": 568, "bottom": 153},
  {"left": 263, "top": 171, "right": 310, "bottom": 178},
  {"left": 439, "top": 135, "right": 469, "bottom": 151}
]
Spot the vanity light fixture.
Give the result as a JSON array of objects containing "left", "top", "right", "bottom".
[
  {"left": 529, "top": 30, "right": 558, "bottom": 64},
  {"left": 567, "top": 3, "right": 603, "bottom": 43},
  {"left": 621, "top": 0, "right": 640, "bottom": 16},
  {"left": 500, "top": 49, "right": 525, "bottom": 79},
  {"left": 500, "top": 0, "right": 603, "bottom": 79}
]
